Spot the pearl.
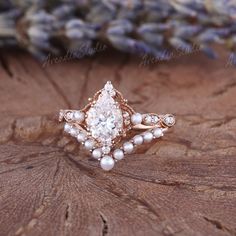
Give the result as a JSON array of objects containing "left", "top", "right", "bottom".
[
  {"left": 133, "top": 135, "right": 143, "bottom": 145},
  {"left": 131, "top": 113, "right": 142, "bottom": 125},
  {"left": 144, "top": 115, "right": 152, "bottom": 124},
  {"left": 69, "top": 128, "right": 77, "bottom": 137},
  {"left": 153, "top": 128, "right": 163, "bottom": 138},
  {"left": 64, "top": 123, "right": 71, "bottom": 133},
  {"left": 143, "top": 132, "right": 153, "bottom": 143},
  {"left": 84, "top": 139, "right": 95, "bottom": 150},
  {"left": 77, "top": 132, "right": 86, "bottom": 142},
  {"left": 92, "top": 149, "right": 102, "bottom": 159},
  {"left": 113, "top": 149, "right": 124, "bottom": 160},
  {"left": 73, "top": 111, "right": 85, "bottom": 122},
  {"left": 123, "top": 142, "right": 134, "bottom": 154},
  {"left": 100, "top": 156, "right": 115, "bottom": 171}
]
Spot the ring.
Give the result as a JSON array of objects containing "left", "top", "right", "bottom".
[{"left": 59, "top": 81, "right": 175, "bottom": 171}]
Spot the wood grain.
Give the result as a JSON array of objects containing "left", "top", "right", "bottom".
[{"left": 0, "top": 49, "right": 236, "bottom": 236}]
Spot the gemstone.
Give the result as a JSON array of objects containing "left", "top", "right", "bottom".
[
  {"left": 102, "top": 146, "right": 111, "bottom": 154},
  {"left": 123, "top": 142, "right": 134, "bottom": 154},
  {"left": 84, "top": 139, "right": 95, "bottom": 150},
  {"left": 123, "top": 112, "right": 131, "bottom": 125},
  {"left": 151, "top": 116, "right": 159, "bottom": 123},
  {"left": 113, "top": 149, "right": 124, "bottom": 160},
  {"left": 73, "top": 111, "right": 85, "bottom": 122},
  {"left": 153, "top": 128, "right": 163, "bottom": 138},
  {"left": 69, "top": 128, "right": 77, "bottom": 137},
  {"left": 133, "top": 135, "right": 143, "bottom": 145},
  {"left": 100, "top": 156, "right": 115, "bottom": 171},
  {"left": 92, "top": 149, "right": 102, "bottom": 159},
  {"left": 64, "top": 123, "right": 71, "bottom": 132},
  {"left": 143, "top": 132, "right": 153, "bottom": 142},
  {"left": 144, "top": 115, "right": 159, "bottom": 124},
  {"left": 77, "top": 132, "right": 86, "bottom": 142},
  {"left": 164, "top": 115, "right": 175, "bottom": 126},
  {"left": 144, "top": 115, "right": 152, "bottom": 124},
  {"left": 131, "top": 113, "right": 142, "bottom": 125},
  {"left": 66, "top": 112, "right": 73, "bottom": 120},
  {"left": 104, "top": 81, "right": 116, "bottom": 96},
  {"left": 86, "top": 82, "right": 123, "bottom": 147}
]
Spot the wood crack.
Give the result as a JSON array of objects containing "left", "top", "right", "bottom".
[
  {"left": 203, "top": 216, "right": 236, "bottom": 235},
  {"left": 99, "top": 212, "right": 108, "bottom": 236},
  {"left": 14, "top": 157, "right": 63, "bottom": 236},
  {"left": 52, "top": 158, "right": 61, "bottom": 182},
  {"left": 0, "top": 53, "right": 13, "bottom": 78},
  {"left": 66, "top": 156, "right": 163, "bottom": 221},
  {"left": 65, "top": 204, "right": 70, "bottom": 221},
  {"left": 111, "top": 170, "right": 236, "bottom": 193},
  {"left": 0, "top": 149, "right": 59, "bottom": 165},
  {"left": 212, "top": 80, "right": 236, "bottom": 97},
  {"left": 0, "top": 152, "right": 59, "bottom": 175}
]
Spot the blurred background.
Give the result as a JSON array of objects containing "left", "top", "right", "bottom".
[{"left": 0, "top": 0, "right": 236, "bottom": 62}]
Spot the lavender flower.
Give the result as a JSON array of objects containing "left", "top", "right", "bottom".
[{"left": 0, "top": 0, "right": 235, "bottom": 62}]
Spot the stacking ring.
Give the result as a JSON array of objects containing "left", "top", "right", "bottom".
[{"left": 59, "top": 81, "right": 175, "bottom": 171}]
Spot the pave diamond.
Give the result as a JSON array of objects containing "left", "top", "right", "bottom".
[{"left": 86, "top": 82, "right": 123, "bottom": 146}]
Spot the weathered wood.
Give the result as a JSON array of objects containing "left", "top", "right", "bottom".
[{"left": 0, "top": 49, "right": 236, "bottom": 236}]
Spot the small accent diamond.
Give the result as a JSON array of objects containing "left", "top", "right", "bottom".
[
  {"left": 102, "top": 146, "right": 111, "bottom": 154},
  {"left": 66, "top": 111, "right": 74, "bottom": 120}
]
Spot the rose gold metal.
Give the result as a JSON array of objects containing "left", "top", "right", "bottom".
[{"left": 59, "top": 83, "right": 175, "bottom": 151}]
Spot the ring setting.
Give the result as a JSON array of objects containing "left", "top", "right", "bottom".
[{"left": 59, "top": 81, "right": 175, "bottom": 171}]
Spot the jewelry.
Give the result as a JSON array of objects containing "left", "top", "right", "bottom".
[{"left": 59, "top": 81, "right": 175, "bottom": 171}]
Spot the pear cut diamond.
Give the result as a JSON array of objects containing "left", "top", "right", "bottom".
[
  {"left": 59, "top": 80, "right": 175, "bottom": 171},
  {"left": 86, "top": 82, "right": 123, "bottom": 146}
]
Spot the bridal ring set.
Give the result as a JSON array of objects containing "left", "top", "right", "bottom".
[{"left": 59, "top": 81, "right": 175, "bottom": 171}]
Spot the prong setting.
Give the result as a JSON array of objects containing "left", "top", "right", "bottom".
[{"left": 59, "top": 81, "right": 175, "bottom": 170}]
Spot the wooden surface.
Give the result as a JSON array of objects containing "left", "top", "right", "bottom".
[{"left": 0, "top": 49, "right": 236, "bottom": 236}]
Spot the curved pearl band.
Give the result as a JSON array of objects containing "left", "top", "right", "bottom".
[{"left": 59, "top": 81, "right": 175, "bottom": 171}]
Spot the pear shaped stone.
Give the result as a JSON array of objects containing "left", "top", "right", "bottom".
[{"left": 86, "top": 82, "right": 123, "bottom": 146}]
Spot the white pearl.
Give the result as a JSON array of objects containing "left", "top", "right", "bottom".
[
  {"left": 64, "top": 123, "right": 71, "bottom": 132},
  {"left": 100, "top": 156, "right": 115, "bottom": 171},
  {"left": 73, "top": 111, "right": 85, "bottom": 122},
  {"left": 131, "top": 113, "right": 142, "bottom": 125},
  {"left": 92, "top": 149, "right": 102, "bottom": 159},
  {"left": 153, "top": 128, "right": 163, "bottom": 138},
  {"left": 84, "top": 139, "right": 94, "bottom": 150},
  {"left": 123, "top": 142, "right": 134, "bottom": 154},
  {"left": 144, "top": 115, "right": 152, "bottom": 124},
  {"left": 113, "top": 149, "right": 124, "bottom": 160},
  {"left": 143, "top": 132, "right": 153, "bottom": 143},
  {"left": 77, "top": 132, "right": 86, "bottom": 142},
  {"left": 133, "top": 135, "right": 143, "bottom": 145},
  {"left": 69, "top": 128, "right": 77, "bottom": 137}
]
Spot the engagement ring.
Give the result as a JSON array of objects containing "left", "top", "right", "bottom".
[{"left": 59, "top": 81, "right": 175, "bottom": 171}]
